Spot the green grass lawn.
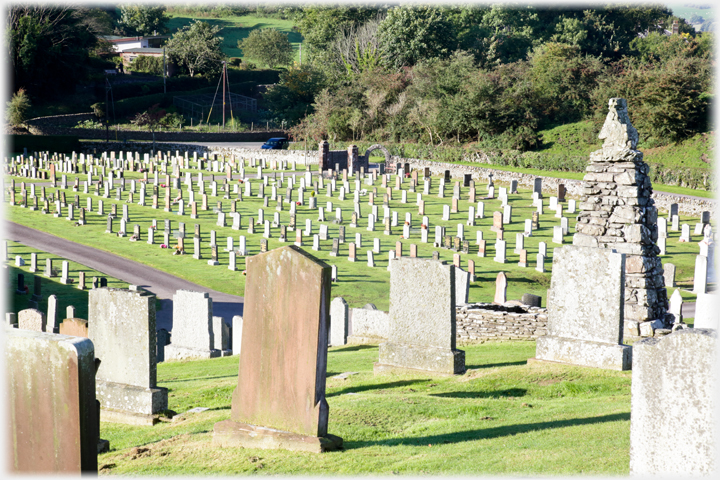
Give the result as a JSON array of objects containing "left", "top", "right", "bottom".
[
  {"left": 6, "top": 161, "right": 706, "bottom": 312},
  {"left": 166, "top": 13, "right": 303, "bottom": 64},
  {"left": 96, "top": 342, "right": 633, "bottom": 475}
]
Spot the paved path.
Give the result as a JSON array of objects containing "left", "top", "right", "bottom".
[{"left": 4, "top": 221, "right": 244, "bottom": 331}]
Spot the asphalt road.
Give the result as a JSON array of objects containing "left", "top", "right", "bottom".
[{"left": 5, "top": 221, "right": 244, "bottom": 332}]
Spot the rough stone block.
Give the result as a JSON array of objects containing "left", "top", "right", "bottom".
[{"left": 347, "top": 304, "right": 388, "bottom": 344}]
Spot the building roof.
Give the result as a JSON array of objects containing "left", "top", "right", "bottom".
[
  {"left": 120, "top": 48, "right": 165, "bottom": 54},
  {"left": 100, "top": 35, "right": 169, "bottom": 43}
]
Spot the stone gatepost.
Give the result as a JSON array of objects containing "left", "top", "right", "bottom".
[
  {"left": 347, "top": 145, "right": 359, "bottom": 174},
  {"left": 573, "top": 98, "right": 668, "bottom": 338},
  {"left": 318, "top": 141, "right": 330, "bottom": 171}
]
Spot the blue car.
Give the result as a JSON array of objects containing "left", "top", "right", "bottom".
[{"left": 261, "top": 137, "right": 289, "bottom": 150}]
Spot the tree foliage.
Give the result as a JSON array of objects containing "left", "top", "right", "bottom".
[
  {"left": 6, "top": 5, "right": 99, "bottom": 98},
  {"left": 5, "top": 89, "right": 31, "bottom": 126},
  {"left": 377, "top": 6, "right": 457, "bottom": 69},
  {"left": 264, "top": 65, "right": 325, "bottom": 125},
  {"left": 166, "top": 20, "right": 224, "bottom": 77},
  {"left": 117, "top": 4, "right": 168, "bottom": 36},
  {"left": 238, "top": 28, "right": 294, "bottom": 68}
]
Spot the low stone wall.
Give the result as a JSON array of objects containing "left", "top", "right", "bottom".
[
  {"left": 80, "top": 142, "right": 318, "bottom": 165},
  {"left": 456, "top": 303, "right": 548, "bottom": 343}
]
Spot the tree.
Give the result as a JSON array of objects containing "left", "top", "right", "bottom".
[
  {"left": 117, "top": 4, "right": 168, "bottom": 36},
  {"left": 131, "top": 104, "right": 166, "bottom": 152},
  {"left": 7, "top": 5, "right": 99, "bottom": 98},
  {"left": 378, "top": 6, "right": 457, "bottom": 69},
  {"left": 166, "top": 20, "right": 224, "bottom": 77},
  {"left": 264, "top": 65, "right": 325, "bottom": 124},
  {"left": 238, "top": 29, "right": 294, "bottom": 68},
  {"left": 6, "top": 89, "right": 31, "bottom": 126}
]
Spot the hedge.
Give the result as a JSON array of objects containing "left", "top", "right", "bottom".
[{"left": 9, "top": 134, "right": 81, "bottom": 154}]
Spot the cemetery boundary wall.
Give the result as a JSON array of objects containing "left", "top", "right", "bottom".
[{"left": 74, "top": 141, "right": 714, "bottom": 217}]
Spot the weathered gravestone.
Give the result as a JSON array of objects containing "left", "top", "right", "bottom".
[
  {"left": 89, "top": 287, "right": 168, "bottom": 425},
  {"left": 630, "top": 329, "right": 717, "bottom": 475},
  {"left": 164, "top": 290, "right": 219, "bottom": 360},
  {"left": 330, "top": 297, "right": 349, "bottom": 346},
  {"left": 17, "top": 308, "right": 46, "bottom": 332},
  {"left": 346, "top": 304, "right": 389, "bottom": 345},
  {"left": 533, "top": 245, "right": 631, "bottom": 370},
  {"left": 59, "top": 318, "right": 89, "bottom": 338},
  {"left": 213, "top": 246, "right": 342, "bottom": 452},
  {"left": 375, "top": 257, "right": 465, "bottom": 375},
  {"left": 5, "top": 329, "right": 98, "bottom": 473},
  {"left": 213, "top": 316, "right": 232, "bottom": 356}
]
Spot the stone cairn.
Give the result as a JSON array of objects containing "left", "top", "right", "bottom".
[{"left": 573, "top": 98, "right": 669, "bottom": 337}]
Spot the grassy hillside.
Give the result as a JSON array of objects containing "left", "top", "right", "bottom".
[{"left": 166, "top": 13, "right": 304, "bottom": 64}]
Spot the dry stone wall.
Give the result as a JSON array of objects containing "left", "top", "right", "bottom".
[{"left": 456, "top": 304, "right": 548, "bottom": 342}]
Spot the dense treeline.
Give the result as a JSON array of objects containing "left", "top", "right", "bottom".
[{"left": 259, "top": 4, "right": 713, "bottom": 151}]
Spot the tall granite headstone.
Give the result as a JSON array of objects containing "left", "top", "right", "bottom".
[
  {"left": 375, "top": 257, "right": 465, "bottom": 375},
  {"left": 213, "top": 246, "right": 341, "bottom": 452},
  {"left": 89, "top": 287, "right": 168, "bottom": 425},
  {"left": 533, "top": 245, "right": 631, "bottom": 370},
  {"left": 5, "top": 329, "right": 98, "bottom": 473}
]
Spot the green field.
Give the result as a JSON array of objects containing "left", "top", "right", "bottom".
[
  {"left": 166, "top": 13, "right": 304, "bottom": 64},
  {"left": 6, "top": 160, "right": 704, "bottom": 312},
  {"left": 95, "top": 342, "right": 634, "bottom": 475}
]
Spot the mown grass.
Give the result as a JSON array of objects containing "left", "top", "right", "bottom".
[
  {"left": 6, "top": 161, "right": 706, "bottom": 312},
  {"left": 96, "top": 342, "right": 633, "bottom": 475},
  {"left": 166, "top": 13, "right": 303, "bottom": 64}
]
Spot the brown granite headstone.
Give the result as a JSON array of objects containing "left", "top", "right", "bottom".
[
  {"left": 59, "top": 318, "right": 89, "bottom": 338},
  {"left": 213, "top": 246, "right": 341, "bottom": 452},
  {"left": 494, "top": 272, "right": 508, "bottom": 304},
  {"left": 491, "top": 211, "right": 503, "bottom": 232},
  {"left": 5, "top": 329, "right": 98, "bottom": 473}
]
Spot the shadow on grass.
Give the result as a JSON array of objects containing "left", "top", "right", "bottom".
[
  {"left": 431, "top": 388, "right": 527, "bottom": 399},
  {"left": 465, "top": 360, "right": 528, "bottom": 369},
  {"left": 328, "top": 379, "right": 430, "bottom": 397},
  {"left": 330, "top": 345, "right": 377, "bottom": 353},
  {"left": 160, "top": 374, "right": 239, "bottom": 384},
  {"left": 348, "top": 412, "right": 630, "bottom": 448}
]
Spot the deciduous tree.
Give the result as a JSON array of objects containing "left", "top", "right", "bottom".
[
  {"left": 238, "top": 29, "right": 294, "bottom": 68},
  {"left": 166, "top": 20, "right": 224, "bottom": 77}
]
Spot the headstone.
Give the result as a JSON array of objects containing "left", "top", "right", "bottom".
[
  {"left": 59, "top": 318, "right": 89, "bottom": 338},
  {"left": 165, "top": 291, "right": 218, "bottom": 360},
  {"left": 663, "top": 263, "right": 676, "bottom": 288},
  {"left": 330, "top": 297, "right": 349, "bottom": 347},
  {"left": 375, "top": 258, "right": 465, "bottom": 375},
  {"left": 5, "top": 329, "right": 99, "bottom": 473},
  {"left": 17, "top": 308, "right": 46, "bottom": 332},
  {"left": 534, "top": 246, "right": 631, "bottom": 370},
  {"left": 213, "top": 246, "right": 342, "bottom": 452},
  {"left": 213, "top": 316, "right": 232, "bottom": 356},
  {"left": 494, "top": 272, "right": 508, "bottom": 304},
  {"left": 522, "top": 293, "right": 542, "bottom": 308},
  {"left": 89, "top": 288, "right": 168, "bottom": 425},
  {"left": 630, "top": 329, "right": 717, "bottom": 475}
]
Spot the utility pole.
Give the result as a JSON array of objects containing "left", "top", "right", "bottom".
[
  {"left": 163, "top": 47, "right": 167, "bottom": 94},
  {"left": 222, "top": 61, "right": 226, "bottom": 129}
]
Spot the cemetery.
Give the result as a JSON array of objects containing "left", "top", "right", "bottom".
[{"left": 3, "top": 98, "right": 718, "bottom": 475}]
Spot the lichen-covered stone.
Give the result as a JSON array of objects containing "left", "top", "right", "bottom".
[{"left": 630, "top": 329, "right": 717, "bottom": 475}]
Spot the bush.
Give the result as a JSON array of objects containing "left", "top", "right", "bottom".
[
  {"left": 6, "top": 89, "right": 31, "bottom": 126},
  {"left": 9, "top": 134, "right": 80, "bottom": 153},
  {"left": 129, "top": 55, "right": 163, "bottom": 75},
  {"left": 228, "top": 57, "right": 242, "bottom": 66},
  {"left": 75, "top": 119, "right": 104, "bottom": 129}
]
